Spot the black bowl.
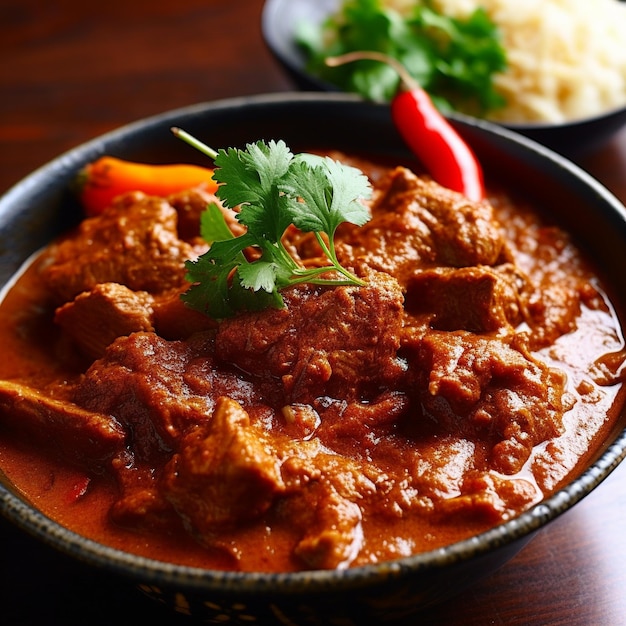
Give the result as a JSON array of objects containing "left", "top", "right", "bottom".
[
  {"left": 2, "top": 93, "right": 626, "bottom": 625},
  {"left": 261, "top": 0, "right": 626, "bottom": 157}
]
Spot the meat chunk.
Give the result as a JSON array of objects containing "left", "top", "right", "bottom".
[
  {"left": 289, "top": 480, "right": 364, "bottom": 570},
  {"left": 54, "top": 283, "right": 155, "bottom": 359},
  {"left": 0, "top": 380, "right": 125, "bottom": 465},
  {"left": 109, "top": 475, "right": 175, "bottom": 531},
  {"left": 72, "top": 331, "right": 271, "bottom": 462},
  {"left": 332, "top": 167, "right": 506, "bottom": 286},
  {"left": 151, "top": 288, "right": 218, "bottom": 340},
  {"left": 40, "top": 192, "right": 195, "bottom": 303},
  {"left": 160, "top": 420, "right": 383, "bottom": 570},
  {"left": 436, "top": 470, "right": 539, "bottom": 523},
  {"left": 278, "top": 446, "right": 380, "bottom": 570},
  {"left": 113, "top": 395, "right": 383, "bottom": 570},
  {"left": 215, "top": 270, "right": 406, "bottom": 403},
  {"left": 160, "top": 397, "right": 285, "bottom": 532},
  {"left": 408, "top": 331, "right": 570, "bottom": 474},
  {"left": 405, "top": 264, "right": 526, "bottom": 333},
  {"left": 167, "top": 187, "right": 245, "bottom": 242}
]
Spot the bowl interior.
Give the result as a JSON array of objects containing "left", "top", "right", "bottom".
[{"left": 1, "top": 94, "right": 626, "bottom": 610}]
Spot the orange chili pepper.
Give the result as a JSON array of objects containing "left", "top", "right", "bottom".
[{"left": 77, "top": 156, "right": 218, "bottom": 216}]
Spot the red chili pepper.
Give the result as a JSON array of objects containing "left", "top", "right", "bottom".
[
  {"left": 391, "top": 87, "right": 484, "bottom": 201},
  {"left": 326, "top": 52, "right": 485, "bottom": 202}
]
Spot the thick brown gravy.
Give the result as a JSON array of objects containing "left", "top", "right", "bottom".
[{"left": 0, "top": 154, "right": 624, "bottom": 572}]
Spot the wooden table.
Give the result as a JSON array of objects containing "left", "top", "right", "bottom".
[{"left": 1, "top": 1, "right": 625, "bottom": 624}]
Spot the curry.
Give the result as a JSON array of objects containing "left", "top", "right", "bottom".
[{"left": 0, "top": 151, "right": 624, "bottom": 573}]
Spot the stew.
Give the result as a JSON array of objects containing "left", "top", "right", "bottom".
[{"left": 0, "top": 151, "right": 624, "bottom": 572}]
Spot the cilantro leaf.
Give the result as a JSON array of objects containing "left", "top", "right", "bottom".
[
  {"left": 296, "top": 0, "right": 507, "bottom": 116},
  {"left": 237, "top": 258, "right": 281, "bottom": 293},
  {"left": 213, "top": 140, "right": 295, "bottom": 242},
  {"left": 286, "top": 155, "right": 371, "bottom": 235},
  {"left": 181, "top": 232, "right": 254, "bottom": 318},
  {"left": 199, "top": 203, "right": 235, "bottom": 244},
  {"left": 180, "top": 139, "right": 372, "bottom": 319}
]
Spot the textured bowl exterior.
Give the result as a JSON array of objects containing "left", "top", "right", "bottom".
[{"left": 2, "top": 93, "right": 626, "bottom": 624}]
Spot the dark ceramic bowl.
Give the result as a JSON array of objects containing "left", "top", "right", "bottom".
[
  {"left": 1, "top": 93, "right": 626, "bottom": 625},
  {"left": 261, "top": 0, "right": 626, "bottom": 157}
]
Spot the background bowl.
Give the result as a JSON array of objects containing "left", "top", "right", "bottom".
[
  {"left": 1, "top": 93, "right": 626, "bottom": 625},
  {"left": 261, "top": 0, "right": 626, "bottom": 157}
]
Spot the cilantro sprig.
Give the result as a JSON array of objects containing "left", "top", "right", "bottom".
[
  {"left": 173, "top": 129, "right": 372, "bottom": 319},
  {"left": 296, "top": 0, "right": 507, "bottom": 116}
]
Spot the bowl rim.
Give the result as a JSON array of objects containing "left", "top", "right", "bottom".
[{"left": 1, "top": 92, "right": 626, "bottom": 594}]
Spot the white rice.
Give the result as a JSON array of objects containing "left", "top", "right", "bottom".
[{"left": 384, "top": 0, "right": 626, "bottom": 123}]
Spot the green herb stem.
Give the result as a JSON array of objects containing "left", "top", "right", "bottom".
[{"left": 171, "top": 127, "right": 218, "bottom": 161}]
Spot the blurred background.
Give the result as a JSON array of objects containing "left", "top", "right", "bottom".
[{"left": 0, "top": 0, "right": 290, "bottom": 195}]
